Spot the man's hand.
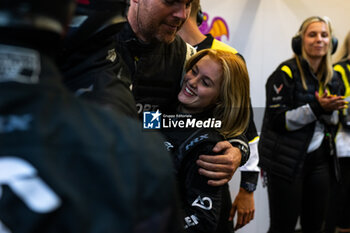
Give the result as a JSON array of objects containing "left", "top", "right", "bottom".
[
  {"left": 196, "top": 141, "right": 241, "bottom": 186},
  {"left": 229, "top": 188, "right": 255, "bottom": 230},
  {"left": 315, "top": 91, "right": 347, "bottom": 112}
]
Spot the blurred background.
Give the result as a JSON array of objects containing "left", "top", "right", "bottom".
[{"left": 198, "top": 0, "right": 350, "bottom": 232}]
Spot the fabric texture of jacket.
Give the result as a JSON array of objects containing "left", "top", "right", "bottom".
[
  {"left": 162, "top": 112, "right": 233, "bottom": 233},
  {"left": 258, "top": 57, "right": 343, "bottom": 181},
  {"left": 0, "top": 43, "right": 182, "bottom": 233},
  {"left": 334, "top": 60, "right": 350, "bottom": 157},
  {"left": 60, "top": 23, "right": 138, "bottom": 118},
  {"left": 115, "top": 22, "right": 194, "bottom": 116}
]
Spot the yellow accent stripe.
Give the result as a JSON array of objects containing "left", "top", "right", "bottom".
[
  {"left": 249, "top": 136, "right": 260, "bottom": 143},
  {"left": 285, "top": 112, "right": 290, "bottom": 131},
  {"left": 318, "top": 83, "right": 324, "bottom": 95},
  {"left": 281, "top": 65, "right": 293, "bottom": 79},
  {"left": 334, "top": 64, "right": 350, "bottom": 97}
]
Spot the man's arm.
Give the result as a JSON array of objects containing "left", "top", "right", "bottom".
[{"left": 196, "top": 134, "right": 250, "bottom": 186}]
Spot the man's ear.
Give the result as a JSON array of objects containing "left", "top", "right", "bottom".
[{"left": 132, "top": 0, "right": 138, "bottom": 3}]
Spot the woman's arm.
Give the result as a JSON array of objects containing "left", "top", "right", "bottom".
[{"left": 181, "top": 143, "right": 231, "bottom": 233}]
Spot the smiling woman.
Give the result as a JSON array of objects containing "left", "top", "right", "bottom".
[
  {"left": 180, "top": 49, "right": 250, "bottom": 138},
  {"left": 258, "top": 16, "right": 347, "bottom": 233},
  {"left": 161, "top": 48, "right": 250, "bottom": 233}
]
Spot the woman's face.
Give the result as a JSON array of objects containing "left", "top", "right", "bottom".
[
  {"left": 303, "top": 21, "right": 330, "bottom": 59},
  {"left": 178, "top": 55, "right": 222, "bottom": 113}
]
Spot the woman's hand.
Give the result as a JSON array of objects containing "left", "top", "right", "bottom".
[
  {"left": 229, "top": 188, "right": 255, "bottom": 230},
  {"left": 315, "top": 91, "right": 348, "bottom": 112}
]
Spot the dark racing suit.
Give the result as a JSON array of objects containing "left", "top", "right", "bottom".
[
  {"left": 115, "top": 23, "right": 250, "bottom": 165},
  {"left": 60, "top": 22, "right": 138, "bottom": 118},
  {"left": 115, "top": 22, "right": 194, "bottom": 115},
  {"left": 162, "top": 113, "right": 234, "bottom": 233},
  {"left": 0, "top": 40, "right": 181, "bottom": 233},
  {"left": 325, "top": 60, "right": 350, "bottom": 232}
]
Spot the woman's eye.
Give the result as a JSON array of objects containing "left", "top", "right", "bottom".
[
  {"left": 191, "top": 68, "right": 198, "bottom": 75},
  {"left": 202, "top": 79, "right": 209, "bottom": 86},
  {"left": 164, "top": 0, "right": 176, "bottom": 5}
]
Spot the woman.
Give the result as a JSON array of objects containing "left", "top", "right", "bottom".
[
  {"left": 162, "top": 49, "right": 250, "bottom": 233},
  {"left": 325, "top": 30, "right": 350, "bottom": 233},
  {"left": 258, "top": 16, "right": 347, "bottom": 233}
]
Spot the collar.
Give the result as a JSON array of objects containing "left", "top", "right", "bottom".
[
  {"left": 118, "top": 22, "right": 160, "bottom": 52},
  {"left": 194, "top": 33, "right": 214, "bottom": 51}
]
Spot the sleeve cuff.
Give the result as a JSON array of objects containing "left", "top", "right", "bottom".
[
  {"left": 309, "top": 101, "right": 330, "bottom": 118},
  {"left": 229, "top": 138, "right": 250, "bottom": 167},
  {"left": 240, "top": 171, "right": 259, "bottom": 192}
]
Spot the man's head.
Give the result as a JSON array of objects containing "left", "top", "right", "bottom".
[
  {"left": 0, "top": 0, "right": 76, "bottom": 36},
  {"left": 127, "top": 0, "right": 192, "bottom": 44}
]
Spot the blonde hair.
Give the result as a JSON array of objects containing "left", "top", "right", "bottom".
[
  {"left": 185, "top": 49, "right": 250, "bottom": 138},
  {"left": 295, "top": 16, "right": 335, "bottom": 90},
  {"left": 334, "top": 30, "right": 350, "bottom": 63}
]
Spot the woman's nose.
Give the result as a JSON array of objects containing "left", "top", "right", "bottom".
[{"left": 187, "top": 76, "right": 198, "bottom": 87}]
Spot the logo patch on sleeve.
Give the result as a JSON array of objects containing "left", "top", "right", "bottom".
[{"left": 273, "top": 84, "right": 283, "bottom": 94}]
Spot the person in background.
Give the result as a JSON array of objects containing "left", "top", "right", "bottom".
[
  {"left": 325, "top": 30, "right": 350, "bottom": 233},
  {"left": 162, "top": 49, "right": 250, "bottom": 233},
  {"left": 114, "top": 0, "right": 251, "bottom": 189},
  {"left": 0, "top": 0, "right": 182, "bottom": 232},
  {"left": 60, "top": 0, "right": 138, "bottom": 118},
  {"left": 258, "top": 16, "right": 347, "bottom": 233},
  {"left": 177, "top": 1, "right": 259, "bottom": 230}
]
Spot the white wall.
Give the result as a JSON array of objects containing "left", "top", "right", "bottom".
[{"left": 200, "top": 1, "right": 350, "bottom": 232}]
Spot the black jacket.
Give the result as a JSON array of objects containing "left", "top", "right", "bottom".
[
  {"left": 162, "top": 121, "right": 233, "bottom": 233},
  {"left": 115, "top": 22, "right": 191, "bottom": 115},
  {"left": 259, "top": 57, "right": 343, "bottom": 181},
  {"left": 0, "top": 43, "right": 181, "bottom": 233},
  {"left": 334, "top": 60, "right": 350, "bottom": 130},
  {"left": 60, "top": 23, "right": 138, "bottom": 118}
]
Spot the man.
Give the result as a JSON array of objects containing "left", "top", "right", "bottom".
[
  {"left": 114, "top": 0, "right": 250, "bottom": 187},
  {"left": 0, "top": 0, "right": 182, "bottom": 232},
  {"left": 177, "top": 0, "right": 260, "bottom": 230}
]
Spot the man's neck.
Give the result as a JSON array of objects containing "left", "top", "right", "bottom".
[
  {"left": 127, "top": 8, "right": 150, "bottom": 43},
  {"left": 177, "top": 18, "right": 206, "bottom": 46}
]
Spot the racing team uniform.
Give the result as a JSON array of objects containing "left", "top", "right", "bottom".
[
  {"left": 114, "top": 23, "right": 250, "bottom": 164},
  {"left": 61, "top": 22, "right": 138, "bottom": 118},
  {"left": 258, "top": 57, "right": 343, "bottom": 232},
  {"left": 0, "top": 38, "right": 181, "bottom": 233},
  {"left": 162, "top": 112, "right": 235, "bottom": 233},
  {"left": 325, "top": 60, "right": 350, "bottom": 232},
  {"left": 193, "top": 33, "right": 260, "bottom": 193},
  {"left": 114, "top": 22, "right": 195, "bottom": 115}
]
